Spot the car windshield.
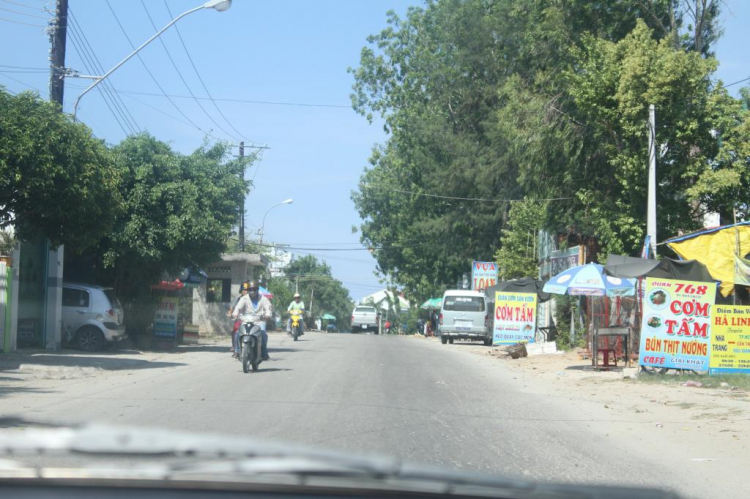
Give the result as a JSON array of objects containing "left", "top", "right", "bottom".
[
  {"left": 443, "top": 296, "right": 485, "bottom": 312},
  {"left": 1, "top": 2, "right": 748, "bottom": 499}
]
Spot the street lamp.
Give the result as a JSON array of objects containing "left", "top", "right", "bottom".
[
  {"left": 259, "top": 199, "right": 293, "bottom": 245},
  {"left": 72, "top": 0, "right": 232, "bottom": 118}
]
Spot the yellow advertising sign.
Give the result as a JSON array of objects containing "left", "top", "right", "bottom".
[{"left": 709, "top": 306, "right": 750, "bottom": 375}]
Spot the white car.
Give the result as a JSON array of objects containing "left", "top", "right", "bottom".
[
  {"left": 62, "top": 283, "right": 126, "bottom": 351},
  {"left": 350, "top": 305, "right": 379, "bottom": 333}
]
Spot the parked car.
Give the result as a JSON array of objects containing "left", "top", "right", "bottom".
[
  {"left": 438, "top": 289, "right": 492, "bottom": 345},
  {"left": 350, "top": 305, "right": 379, "bottom": 333},
  {"left": 62, "top": 283, "right": 125, "bottom": 351}
]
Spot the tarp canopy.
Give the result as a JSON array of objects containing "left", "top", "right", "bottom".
[
  {"left": 152, "top": 279, "right": 184, "bottom": 291},
  {"left": 484, "top": 277, "right": 551, "bottom": 303},
  {"left": 666, "top": 221, "right": 750, "bottom": 296},
  {"left": 321, "top": 313, "right": 336, "bottom": 320},
  {"left": 543, "top": 263, "right": 635, "bottom": 297},
  {"left": 604, "top": 255, "right": 715, "bottom": 283},
  {"left": 420, "top": 297, "right": 443, "bottom": 309}
]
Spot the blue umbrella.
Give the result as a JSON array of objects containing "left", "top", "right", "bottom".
[{"left": 543, "top": 263, "right": 635, "bottom": 297}]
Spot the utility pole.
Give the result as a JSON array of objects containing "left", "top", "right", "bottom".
[
  {"left": 49, "top": 0, "right": 68, "bottom": 107},
  {"left": 309, "top": 287, "right": 314, "bottom": 329},
  {"left": 42, "top": 0, "right": 69, "bottom": 350},
  {"left": 238, "top": 141, "right": 245, "bottom": 252},
  {"left": 647, "top": 104, "right": 657, "bottom": 258}
]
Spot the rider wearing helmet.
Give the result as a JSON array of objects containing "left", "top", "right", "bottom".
[
  {"left": 232, "top": 281, "right": 272, "bottom": 360},
  {"left": 287, "top": 292, "right": 305, "bottom": 335}
]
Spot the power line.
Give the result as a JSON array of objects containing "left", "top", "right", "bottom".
[
  {"left": 0, "top": 15, "right": 46, "bottom": 27},
  {"left": 140, "top": 0, "right": 241, "bottom": 142},
  {"left": 0, "top": 71, "right": 45, "bottom": 91},
  {"left": 164, "top": 0, "right": 252, "bottom": 141},
  {"left": 68, "top": 8, "right": 142, "bottom": 134},
  {"left": 363, "top": 185, "right": 575, "bottom": 203},
  {"left": 1, "top": 0, "right": 48, "bottom": 11},
  {"left": 66, "top": 15, "right": 136, "bottom": 135},
  {"left": 105, "top": 0, "right": 225, "bottom": 141},
  {"left": 0, "top": 5, "right": 49, "bottom": 19},
  {"left": 0, "top": 64, "right": 48, "bottom": 70},
  {"left": 725, "top": 76, "right": 750, "bottom": 88}
]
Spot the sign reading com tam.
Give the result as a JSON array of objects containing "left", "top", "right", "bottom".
[
  {"left": 709, "top": 306, "right": 750, "bottom": 375},
  {"left": 471, "top": 261, "right": 498, "bottom": 291},
  {"left": 493, "top": 292, "right": 537, "bottom": 346},
  {"left": 639, "top": 278, "right": 716, "bottom": 371}
]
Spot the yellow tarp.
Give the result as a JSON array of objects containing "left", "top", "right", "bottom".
[{"left": 667, "top": 223, "right": 750, "bottom": 297}]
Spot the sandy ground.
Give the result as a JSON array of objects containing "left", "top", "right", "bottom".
[{"left": 433, "top": 336, "right": 750, "bottom": 474}]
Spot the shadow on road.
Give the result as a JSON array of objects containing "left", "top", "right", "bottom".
[
  {"left": 255, "top": 368, "right": 292, "bottom": 373},
  {"left": 0, "top": 353, "right": 186, "bottom": 373}
]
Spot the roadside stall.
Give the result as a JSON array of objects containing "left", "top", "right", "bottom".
[
  {"left": 151, "top": 279, "right": 184, "bottom": 350},
  {"left": 543, "top": 263, "right": 635, "bottom": 369},
  {"left": 603, "top": 256, "right": 716, "bottom": 373},
  {"left": 420, "top": 298, "right": 442, "bottom": 336}
]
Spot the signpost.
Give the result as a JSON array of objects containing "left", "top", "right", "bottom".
[
  {"left": 492, "top": 292, "right": 537, "bottom": 346},
  {"left": 639, "top": 278, "right": 716, "bottom": 372},
  {"left": 153, "top": 296, "right": 179, "bottom": 341},
  {"left": 471, "top": 261, "right": 498, "bottom": 291},
  {"left": 709, "top": 306, "right": 750, "bottom": 374}
]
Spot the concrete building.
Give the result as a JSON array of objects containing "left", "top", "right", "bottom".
[{"left": 191, "top": 252, "right": 268, "bottom": 335}]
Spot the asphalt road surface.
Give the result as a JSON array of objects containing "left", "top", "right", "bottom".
[{"left": 0, "top": 332, "right": 731, "bottom": 498}]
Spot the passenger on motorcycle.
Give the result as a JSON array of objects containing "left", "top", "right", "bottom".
[
  {"left": 227, "top": 281, "right": 249, "bottom": 354},
  {"left": 232, "top": 281, "right": 272, "bottom": 360},
  {"left": 287, "top": 293, "right": 305, "bottom": 335}
]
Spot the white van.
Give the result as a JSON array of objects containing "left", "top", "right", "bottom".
[{"left": 438, "top": 289, "right": 491, "bottom": 345}]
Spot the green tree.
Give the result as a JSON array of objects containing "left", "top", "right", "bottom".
[
  {"left": 495, "top": 200, "right": 548, "bottom": 280},
  {"left": 281, "top": 255, "right": 354, "bottom": 330},
  {"left": 349, "top": 1, "right": 704, "bottom": 297},
  {"left": 0, "top": 89, "right": 121, "bottom": 249},
  {"left": 71, "top": 134, "right": 250, "bottom": 331}
]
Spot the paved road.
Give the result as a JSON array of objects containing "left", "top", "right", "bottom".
[{"left": 0, "top": 332, "right": 726, "bottom": 497}]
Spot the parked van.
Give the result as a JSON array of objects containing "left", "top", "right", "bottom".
[
  {"left": 438, "top": 289, "right": 491, "bottom": 346},
  {"left": 62, "top": 283, "right": 125, "bottom": 351}
]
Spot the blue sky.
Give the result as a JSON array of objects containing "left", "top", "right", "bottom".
[{"left": 1, "top": 0, "right": 747, "bottom": 302}]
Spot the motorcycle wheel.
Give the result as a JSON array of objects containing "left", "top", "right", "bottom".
[
  {"left": 241, "top": 345, "right": 251, "bottom": 373},
  {"left": 293, "top": 326, "right": 299, "bottom": 341}
]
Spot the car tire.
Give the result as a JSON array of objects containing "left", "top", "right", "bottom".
[
  {"left": 441, "top": 336, "right": 448, "bottom": 345},
  {"left": 448, "top": 338, "right": 454, "bottom": 344},
  {"left": 76, "top": 326, "right": 105, "bottom": 352}
]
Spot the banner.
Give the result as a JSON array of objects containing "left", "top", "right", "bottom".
[
  {"left": 471, "top": 261, "right": 498, "bottom": 291},
  {"left": 492, "top": 292, "right": 537, "bottom": 345},
  {"left": 153, "top": 296, "right": 179, "bottom": 339},
  {"left": 639, "top": 278, "right": 716, "bottom": 371},
  {"left": 709, "top": 306, "right": 750, "bottom": 375}
]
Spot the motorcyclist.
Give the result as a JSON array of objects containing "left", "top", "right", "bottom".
[
  {"left": 227, "top": 281, "right": 249, "bottom": 355},
  {"left": 287, "top": 293, "right": 305, "bottom": 335},
  {"left": 232, "top": 281, "right": 272, "bottom": 360}
]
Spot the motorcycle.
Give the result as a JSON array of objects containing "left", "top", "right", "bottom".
[
  {"left": 289, "top": 310, "right": 303, "bottom": 341},
  {"left": 238, "top": 320, "right": 264, "bottom": 373}
]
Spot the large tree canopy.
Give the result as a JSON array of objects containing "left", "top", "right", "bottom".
[
  {"left": 69, "top": 133, "right": 250, "bottom": 304},
  {"left": 0, "top": 89, "right": 121, "bottom": 249},
  {"left": 350, "top": 0, "right": 745, "bottom": 299}
]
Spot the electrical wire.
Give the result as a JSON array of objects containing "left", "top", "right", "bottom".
[
  {"left": 0, "top": 71, "right": 44, "bottom": 91},
  {"left": 725, "top": 76, "right": 750, "bottom": 88},
  {"left": 0, "top": 64, "right": 47, "bottom": 71},
  {"left": 68, "top": 8, "right": 142, "bottom": 134},
  {"left": 363, "top": 185, "right": 575, "bottom": 203},
  {"left": 0, "top": 15, "right": 46, "bottom": 27},
  {"left": 140, "top": 0, "right": 242, "bottom": 142},
  {"left": 0, "top": 5, "right": 48, "bottom": 19},
  {"left": 66, "top": 17, "right": 136, "bottom": 135},
  {"left": 105, "top": 0, "right": 226, "bottom": 141},
  {"left": 164, "top": 0, "right": 253, "bottom": 141},
  {"left": 1, "top": 0, "right": 48, "bottom": 11}
]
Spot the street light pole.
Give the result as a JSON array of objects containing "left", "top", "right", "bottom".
[
  {"left": 259, "top": 199, "right": 293, "bottom": 246},
  {"left": 72, "top": 0, "right": 232, "bottom": 118}
]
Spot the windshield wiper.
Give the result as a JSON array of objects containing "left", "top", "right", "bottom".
[{"left": 0, "top": 417, "right": 680, "bottom": 499}]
